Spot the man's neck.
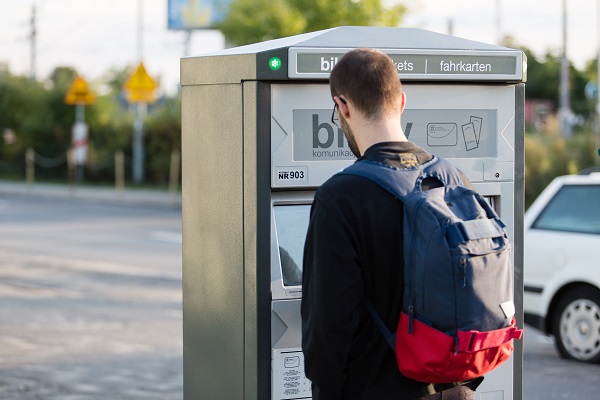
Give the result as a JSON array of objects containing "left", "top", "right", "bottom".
[{"left": 355, "top": 115, "right": 407, "bottom": 155}]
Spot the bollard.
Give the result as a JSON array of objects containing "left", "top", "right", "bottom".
[
  {"left": 115, "top": 150, "right": 125, "bottom": 195},
  {"left": 67, "top": 149, "right": 76, "bottom": 188},
  {"left": 25, "top": 147, "right": 35, "bottom": 188},
  {"left": 169, "top": 148, "right": 181, "bottom": 195}
]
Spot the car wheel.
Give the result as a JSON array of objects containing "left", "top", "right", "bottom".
[{"left": 552, "top": 287, "right": 600, "bottom": 363}]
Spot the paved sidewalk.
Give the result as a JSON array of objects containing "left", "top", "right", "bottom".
[{"left": 0, "top": 180, "right": 181, "bottom": 209}]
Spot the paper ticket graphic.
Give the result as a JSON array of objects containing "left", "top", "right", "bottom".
[
  {"left": 470, "top": 116, "right": 483, "bottom": 145},
  {"left": 427, "top": 123, "right": 458, "bottom": 146},
  {"left": 462, "top": 122, "right": 478, "bottom": 151},
  {"left": 461, "top": 116, "right": 483, "bottom": 151}
]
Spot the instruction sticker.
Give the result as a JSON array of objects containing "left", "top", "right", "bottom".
[{"left": 273, "top": 349, "right": 312, "bottom": 399}]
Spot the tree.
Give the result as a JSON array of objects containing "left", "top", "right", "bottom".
[
  {"left": 502, "top": 40, "right": 594, "bottom": 120},
  {"left": 219, "top": 0, "right": 407, "bottom": 46},
  {"left": 144, "top": 95, "right": 182, "bottom": 184},
  {"left": 521, "top": 48, "right": 561, "bottom": 102},
  {"left": 48, "top": 66, "right": 78, "bottom": 89}
]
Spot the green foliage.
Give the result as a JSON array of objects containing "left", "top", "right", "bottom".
[
  {"left": 509, "top": 38, "right": 600, "bottom": 207},
  {"left": 522, "top": 48, "right": 561, "bottom": 101},
  {"left": 219, "top": 0, "right": 407, "bottom": 46},
  {"left": 0, "top": 65, "right": 181, "bottom": 186},
  {"left": 0, "top": 71, "right": 58, "bottom": 162},
  {"left": 219, "top": 0, "right": 305, "bottom": 45},
  {"left": 524, "top": 129, "right": 598, "bottom": 209},
  {"left": 512, "top": 43, "right": 595, "bottom": 117},
  {"left": 144, "top": 96, "right": 182, "bottom": 184}
]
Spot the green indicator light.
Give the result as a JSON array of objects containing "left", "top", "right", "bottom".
[{"left": 268, "top": 57, "right": 282, "bottom": 71}]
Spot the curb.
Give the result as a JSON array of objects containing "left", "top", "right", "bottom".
[{"left": 0, "top": 181, "right": 182, "bottom": 210}]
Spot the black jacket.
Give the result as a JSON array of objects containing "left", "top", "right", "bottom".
[{"left": 301, "top": 141, "right": 469, "bottom": 400}]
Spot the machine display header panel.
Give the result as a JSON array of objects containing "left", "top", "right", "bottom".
[
  {"left": 272, "top": 84, "right": 516, "bottom": 189},
  {"left": 288, "top": 48, "right": 524, "bottom": 81}
]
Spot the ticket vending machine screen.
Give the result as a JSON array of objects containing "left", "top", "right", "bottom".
[{"left": 273, "top": 205, "right": 311, "bottom": 287}]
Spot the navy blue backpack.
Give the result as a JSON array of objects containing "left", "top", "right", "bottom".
[{"left": 340, "top": 156, "right": 522, "bottom": 383}]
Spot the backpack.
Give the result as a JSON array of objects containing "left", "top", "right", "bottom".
[{"left": 339, "top": 156, "right": 523, "bottom": 384}]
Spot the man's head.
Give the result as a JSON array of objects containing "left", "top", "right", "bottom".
[{"left": 329, "top": 48, "right": 403, "bottom": 122}]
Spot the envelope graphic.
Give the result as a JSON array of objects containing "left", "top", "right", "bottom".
[{"left": 427, "top": 123, "right": 458, "bottom": 147}]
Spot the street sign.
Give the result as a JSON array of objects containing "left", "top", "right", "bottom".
[
  {"left": 65, "top": 76, "right": 96, "bottom": 105},
  {"left": 167, "top": 0, "right": 232, "bottom": 30},
  {"left": 124, "top": 62, "right": 158, "bottom": 103}
]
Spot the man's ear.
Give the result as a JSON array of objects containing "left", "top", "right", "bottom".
[
  {"left": 334, "top": 96, "right": 350, "bottom": 119},
  {"left": 399, "top": 92, "right": 407, "bottom": 114}
]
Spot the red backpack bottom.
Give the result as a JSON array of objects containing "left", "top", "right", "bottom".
[{"left": 395, "top": 312, "right": 523, "bottom": 383}]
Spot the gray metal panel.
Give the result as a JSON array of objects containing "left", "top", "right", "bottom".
[
  {"left": 181, "top": 53, "right": 257, "bottom": 85},
  {"left": 243, "top": 80, "right": 259, "bottom": 400},
  {"left": 294, "top": 27, "right": 508, "bottom": 51},
  {"left": 243, "top": 81, "right": 274, "bottom": 400},
  {"left": 197, "top": 27, "right": 507, "bottom": 58},
  {"left": 513, "top": 83, "right": 525, "bottom": 400},
  {"left": 182, "top": 83, "right": 244, "bottom": 399}
]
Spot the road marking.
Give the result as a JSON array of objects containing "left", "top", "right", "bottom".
[{"left": 151, "top": 231, "right": 182, "bottom": 244}]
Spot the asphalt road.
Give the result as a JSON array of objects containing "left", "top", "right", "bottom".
[
  {"left": 0, "top": 195, "right": 183, "bottom": 400},
  {"left": 523, "top": 324, "right": 600, "bottom": 399},
  {"left": 0, "top": 193, "right": 598, "bottom": 399}
]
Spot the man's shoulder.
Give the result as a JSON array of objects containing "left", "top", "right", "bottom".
[
  {"left": 316, "top": 171, "right": 363, "bottom": 197},
  {"left": 315, "top": 166, "right": 401, "bottom": 212}
]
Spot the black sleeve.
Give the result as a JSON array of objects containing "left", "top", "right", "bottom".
[{"left": 301, "top": 195, "right": 364, "bottom": 400}]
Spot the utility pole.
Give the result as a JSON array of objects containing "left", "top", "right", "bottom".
[
  {"left": 137, "top": 0, "right": 144, "bottom": 62},
  {"left": 559, "top": 0, "right": 573, "bottom": 137},
  {"left": 29, "top": 4, "right": 37, "bottom": 80},
  {"left": 184, "top": 30, "right": 193, "bottom": 57},
  {"left": 496, "top": 0, "right": 503, "bottom": 45},
  {"left": 132, "top": 0, "right": 145, "bottom": 184}
]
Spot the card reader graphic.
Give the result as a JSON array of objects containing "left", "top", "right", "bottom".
[
  {"left": 427, "top": 123, "right": 458, "bottom": 146},
  {"left": 284, "top": 356, "right": 301, "bottom": 368}
]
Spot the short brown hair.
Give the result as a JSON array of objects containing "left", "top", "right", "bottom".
[{"left": 329, "top": 48, "right": 403, "bottom": 120}]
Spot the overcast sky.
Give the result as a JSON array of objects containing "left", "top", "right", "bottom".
[{"left": 0, "top": 0, "right": 598, "bottom": 95}]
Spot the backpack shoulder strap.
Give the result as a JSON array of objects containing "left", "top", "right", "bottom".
[
  {"left": 338, "top": 156, "right": 463, "bottom": 200},
  {"left": 364, "top": 298, "right": 396, "bottom": 352}
]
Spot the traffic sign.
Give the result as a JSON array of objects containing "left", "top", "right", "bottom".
[
  {"left": 124, "top": 62, "right": 158, "bottom": 103},
  {"left": 65, "top": 76, "right": 96, "bottom": 105}
]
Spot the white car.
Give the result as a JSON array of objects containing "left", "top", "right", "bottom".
[{"left": 524, "top": 169, "right": 600, "bottom": 363}]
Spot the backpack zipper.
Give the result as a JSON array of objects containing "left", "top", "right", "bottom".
[{"left": 407, "top": 197, "right": 425, "bottom": 335}]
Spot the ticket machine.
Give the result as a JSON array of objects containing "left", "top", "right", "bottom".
[{"left": 181, "top": 27, "right": 525, "bottom": 400}]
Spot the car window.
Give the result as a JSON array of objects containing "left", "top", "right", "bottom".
[{"left": 532, "top": 184, "right": 600, "bottom": 234}]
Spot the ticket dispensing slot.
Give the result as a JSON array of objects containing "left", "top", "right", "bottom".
[{"left": 271, "top": 193, "right": 314, "bottom": 400}]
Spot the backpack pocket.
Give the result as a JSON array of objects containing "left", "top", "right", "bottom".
[{"left": 452, "top": 243, "right": 513, "bottom": 332}]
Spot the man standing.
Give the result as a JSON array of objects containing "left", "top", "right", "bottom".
[{"left": 301, "top": 49, "right": 479, "bottom": 400}]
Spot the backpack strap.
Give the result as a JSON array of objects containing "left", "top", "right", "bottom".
[
  {"left": 364, "top": 298, "right": 396, "bottom": 352},
  {"left": 338, "top": 156, "right": 463, "bottom": 201}
]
